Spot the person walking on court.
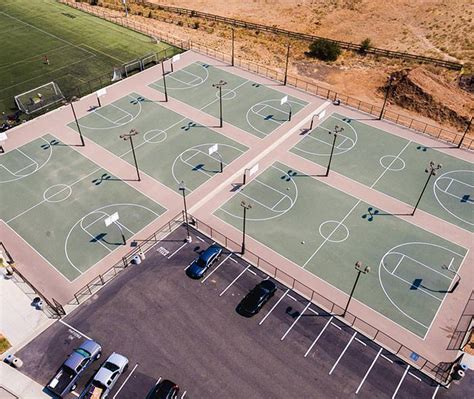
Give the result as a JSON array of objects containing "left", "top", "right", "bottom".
[{"left": 43, "top": 55, "right": 49, "bottom": 65}]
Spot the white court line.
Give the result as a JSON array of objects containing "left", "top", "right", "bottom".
[
  {"left": 168, "top": 74, "right": 200, "bottom": 86},
  {"left": 113, "top": 363, "right": 139, "bottom": 399},
  {"left": 110, "top": 103, "right": 133, "bottom": 119},
  {"left": 432, "top": 385, "right": 440, "bottom": 398},
  {"left": 371, "top": 141, "right": 412, "bottom": 188},
  {"left": 259, "top": 288, "right": 289, "bottom": 325},
  {"left": 355, "top": 347, "right": 382, "bottom": 394},
  {"left": 219, "top": 265, "right": 251, "bottom": 296},
  {"left": 201, "top": 253, "right": 232, "bottom": 283},
  {"left": 238, "top": 190, "right": 285, "bottom": 213},
  {"left": 388, "top": 251, "right": 452, "bottom": 280},
  {"left": 304, "top": 316, "right": 333, "bottom": 357},
  {"left": 271, "top": 195, "right": 288, "bottom": 211},
  {"left": 444, "top": 178, "right": 454, "bottom": 193},
  {"left": 391, "top": 255, "right": 405, "bottom": 275},
  {"left": 392, "top": 365, "right": 410, "bottom": 398},
  {"left": 389, "top": 273, "right": 442, "bottom": 302},
  {"left": 93, "top": 109, "right": 121, "bottom": 125},
  {"left": 168, "top": 242, "right": 188, "bottom": 259},
  {"left": 329, "top": 331, "right": 357, "bottom": 375},
  {"left": 59, "top": 320, "right": 91, "bottom": 340},
  {"left": 381, "top": 354, "right": 394, "bottom": 364},
  {"left": 281, "top": 301, "right": 311, "bottom": 341},
  {"left": 446, "top": 257, "right": 455, "bottom": 271}
]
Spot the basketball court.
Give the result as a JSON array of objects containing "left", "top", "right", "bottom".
[
  {"left": 149, "top": 61, "right": 308, "bottom": 138},
  {"left": 291, "top": 113, "right": 473, "bottom": 231},
  {"left": 67, "top": 92, "right": 248, "bottom": 192},
  {"left": 0, "top": 134, "right": 165, "bottom": 281},
  {"left": 214, "top": 161, "right": 468, "bottom": 338}
]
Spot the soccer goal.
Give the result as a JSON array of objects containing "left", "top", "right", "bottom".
[
  {"left": 111, "top": 67, "right": 124, "bottom": 82},
  {"left": 123, "top": 59, "right": 143, "bottom": 77},
  {"left": 14, "top": 82, "right": 65, "bottom": 114},
  {"left": 141, "top": 53, "right": 158, "bottom": 70}
]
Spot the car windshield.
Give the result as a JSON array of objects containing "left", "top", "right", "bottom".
[
  {"left": 74, "top": 348, "right": 91, "bottom": 358},
  {"left": 196, "top": 258, "right": 206, "bottom": 267},
  {"left": 103, "top": 362, "right": 119, "bottom": 372}
]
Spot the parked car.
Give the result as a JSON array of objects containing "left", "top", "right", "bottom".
[
  {"left": 146, "top": 379, "right": 179, "bottom": 399},
  {"left": 79, "top": 352, "right": 129, "bottom": 398},
  {"left": 46, "top": 339, "right": 102, "bottom": 398},
  {"left": 186, "top": 244, "right": 223, "bottom": 279},
  {"left": 236, "top": 280, "right": 277, "bottom": 317}
]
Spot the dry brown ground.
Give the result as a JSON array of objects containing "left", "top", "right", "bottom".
[{"left": 91, "top": 0, "right": 473, "bottom": 134}]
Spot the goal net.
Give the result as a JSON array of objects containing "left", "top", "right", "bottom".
[
  {"left": 111, "top": 67, "right": 124, "bottom": 82},
  {"left": 14, "top": 82, "right": 65, "bottom": 115},
  {"left": 123, "top": 59, "right": 143, "bottom": 77},
  {"left": 141, "top": 53, "right": 158, "bottom": 70}
]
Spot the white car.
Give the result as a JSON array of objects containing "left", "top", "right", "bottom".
[{"left": 79, "top": 352, "right": 129, "bottom": 398}]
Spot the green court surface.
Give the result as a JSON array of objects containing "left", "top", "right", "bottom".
[
  {"left": 215, "top": 162, "right": 467, "bottom": 338},
  {"left": 68, "top": 93, "right": 248, "bottom": 192},
  {"left": 291, "top": 113, "right": 474, "bottom": 232},
  {"left": 149, "top": 61, "right": 308, "bottom": 138},
  {"left": 0, "top": 134, "right": 165, "bottom": 281},
  {"left": 0, "top": 0, "right": 178, "bottom": 115}
]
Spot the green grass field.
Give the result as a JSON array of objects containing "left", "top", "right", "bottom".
[{"left": 0, "top": 0, "right": 179, "bottom": 116}]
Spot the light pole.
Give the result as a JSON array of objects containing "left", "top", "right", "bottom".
[
  {"left": 343, "top": 261, "right": 370, "bottom": 317},
  {"left": 379, "top": 75, "right": 395, "bottom": 120},
  {"left": 457, "top": 116, "right": 472, "bottom": 149},
  {"left": 411, "top": 161, "right": 441, "bottom": 216},
  {"left": 65, "top": 96, "right": 85, "bottom": 147},
  {"left": 212, "top": 80, "right": 227, "bottom": 128},
  {"left": 240, "top": 200, "right": 252, "bottom": 254},
  {"left": 122, "top": 0, "right": 128, "bottom": 17},
  {"left": 231, "top": 27, "right": 235, "bottom": 66},
  {"left": 178, "top": 181, "right": 192, "bottom": 243},
  {"left": 283, "top": 42, "right": 291, "bottom": 86},
  {"left": 161, "top": 59, "right": 168, "bottom": 102},
  {"left": 120, "top": 129, "right": 141, "bottom": 182},
  {"left": 325, "top": 125, "right": 343, "bottom": 177},
  {"left": 442, "top": 264, "right": 461, "bottom": 293}
]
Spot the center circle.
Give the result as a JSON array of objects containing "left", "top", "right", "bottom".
[
  {"left": 319, "top": 220, "right": 350, "bottom": 243},
  {"left": 216, "top": 89, "right": 237, "bottom": 100},
  {"left": 379, "top": 155, "right": 406, "bottom": 171},
  {"left": 43, "top": 184, "right": 72, "bottom": 203},
  {"left": 143, "top": 129, "right": 167, "bottom": 144}
]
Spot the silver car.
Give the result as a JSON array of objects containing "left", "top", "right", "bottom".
[{"left": 79, "top": 352, "right": 129, "bottom": 398}]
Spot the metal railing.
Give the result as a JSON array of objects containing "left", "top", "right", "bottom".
[
  {"left": 189, "top": 216, "right": 456, "bottom": 385},
  {"left": 447, "top": 291, "right": 474, "bottom": 351},
  {"left": 61, "top": 1, "right": 472, "bottom": 150},
  {"left": 138, "top": 1, "right": 462, "bottom": 70},
  {"left": 70, "top": 213, "right": 184, "bottom": 306}
]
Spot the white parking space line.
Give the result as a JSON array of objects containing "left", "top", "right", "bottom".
[
  {"left": 181, "top": 391, "right": 187, "bottom": 398},
  {"left": 248, "top": 269, "right": 257, "bottom": 275},
  {"left": 304, "top": 316, "right": 333, "bottom": 357},
  {"left": 184, "top": 261, "right": 194, "bottom": 270},
  {"left": 287, "top": 294, "right": 298, "bottom": 302},
  {"left": 219, "top": 265, "right": 251, "bottom": 296},
  {"left": 392, "top": 365, "right": 410, "bottom": 398},
  {"left": 331, "top": 322, "right": 342, "bottom": 330},
  {"left": 355, "top": 347, "right": 382, "bottom": 394},
  {"left": 196, "top": 236, "right": 205, "bottom": 242},
  {"left": 408, "top": 372, "right": 421, "bottom": 381},
  {"left": 201, "top": 253, "right": 232, "bottom": 283},
  {"left": 381, "top": 354, "right": 394, "bottom": 364},
  {"left": 113, "top": 363, "right": 139, "bottom": 399},
  {"left": 229, "top": 256, "right": 239, "bottom": 263},
  {"left": 329, "top": 331, "right": 357, "bottom": 375},
  {"left": 167, "top": 242, "right": 188, "bottom": 259},
  {"left": 71, "top": 392, "right": 79, "bottom": 397},
  {"left": 355, "top": 337, "right": 367, "bottom": 346},
  {"left": 281, "top": 301, "right": 312, "bottom": 341},
  {"left": 308, "top": 308, "right": 319, "bottom": 316},
  {"left": 432, "top": 385, "right": 440, "bottom": 398},
  {"left": 259, "top": 288, "right": 289, "bottom": 325},
  {"left": 59, "top": 320, "right": 91, "bottom": 340}
]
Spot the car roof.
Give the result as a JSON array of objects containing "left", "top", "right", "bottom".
[
  {"left": 259, "top": 280, "right": 276, "bottom": 291},
  {"left": 200, "top": 244, "right": 222, "bottom": 261},
  {"left": 94, "top": 353, "right": 128, "bottom": 384}
]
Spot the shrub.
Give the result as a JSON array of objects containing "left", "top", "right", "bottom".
[
  {"left": 192, "top": 21, "right": 200, "bottom": 29},
  {"left": 358, "top": 38, "right": 372, "bottom": 55},
  {"left": 307, "top": 39, "right": 341, "bottom": 62}
]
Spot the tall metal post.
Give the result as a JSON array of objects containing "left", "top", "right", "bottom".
[
  {"left": 325, "top": 125, "right": 344, "bottom": 177},
  {"left": 69, "top": 97, "right": 85, "bottom": 147},
  {"left": 411, "top": 161, "right": 441, "bottom": 216},
  {"left": 122, "top": 0, "right": 128, "bottom": 17},
  {"left": 343, "top": 261, "right": 370, "bottom": 317},
  {"left": 240, "top": 201, "right": 252, "bottom": 254},
  {"left": 379, "top": 75, "right": 394, "bottom": 120},
  {"left": 161, "top": 60, "right": 168, "bottom": 102},
  {"left": 231, "top": 28, "right": 235, "bottom": 66},
  {"left": 457, "top": 116, "right": 472, "bottom": 148},
  {"left": 212, "top": 80, "right": 227, "bottom": 128},
  {"left": 179, "top": 181, "right": 192, "bottom": 242},
  {"left": 283, "top": 42, "right": 291, "bottom": 86},
  {"left": 120, "top": 129, "right": 141, "bottom": 182}
]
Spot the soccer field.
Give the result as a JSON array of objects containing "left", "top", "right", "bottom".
[{"left": 0, "top": 0, "right": 179, "bottom": 117}]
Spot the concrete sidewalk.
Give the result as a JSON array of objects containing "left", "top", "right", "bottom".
[{"left": 0, "top": 362, "right": 50, "bottom": 399}]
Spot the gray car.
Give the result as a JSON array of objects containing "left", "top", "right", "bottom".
[
  {"left": 47, "top": 339, "right": 102, "bottom": 397},
  {"left": 79, "top": 352, "right": 129, "bottom": 398}
]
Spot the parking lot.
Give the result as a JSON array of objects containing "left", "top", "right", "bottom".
[{"left": 15, "top": 226, "right": 468, "bottom": 398}]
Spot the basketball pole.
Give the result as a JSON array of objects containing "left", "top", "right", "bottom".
[
  {"left": 120, "top": 129, "right": 141, "bottom": 182},
  {"left": 283, "top": 42, "right": 290, "bottom": 86},
  {"left": 379, "top": 75, "right": 395, "bottom": 120},
  {"left": 161, "top": 59, "right": 168, "bottom": 102},
  {"left": 240, "top": 201, "right": 252, "bottom": 254},
  {"left": 231, "top": 28, "right": 235, "bottom": 67},
  {"left": 68, "top": 97, "right": 85, "bottom": 147},
  {"left": 457, "top": 116, "right": 472, "bottom": 149}
]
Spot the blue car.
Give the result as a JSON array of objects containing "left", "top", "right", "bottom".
[{"left": 186, "top": 244, "right": 223, "bottom": 279}]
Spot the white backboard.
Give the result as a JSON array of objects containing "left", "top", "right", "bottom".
[
  {"left": 208, "top": 143, "right": 218, "bottom": 155},
  {"left": 249, "top": 163, "right": 259, "bottom": 176},
  {"left": 280, "top": 96, "right": 288, "bottom": 105},
  {"left": 104, "top": 212, "right": 119, "bottom": 227},
  {"left": 172, "top": 54, "right": 181, "bottom": 63},
  {"left": 318, "top": 109, "right": 326, "bottom": 120},
  {"left": 96, "top": 88, "right": 107, "bottom": 97},
  {"left": 0, "top": 132, "right": 8, "bottom": 142}
]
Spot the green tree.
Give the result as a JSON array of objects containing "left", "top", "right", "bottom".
[
  {"left": 359, "top": 38, "right": 372, "bottom": 55},
  {"left": 307, "top": 39, "right": 341, "bottom": 62}
]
